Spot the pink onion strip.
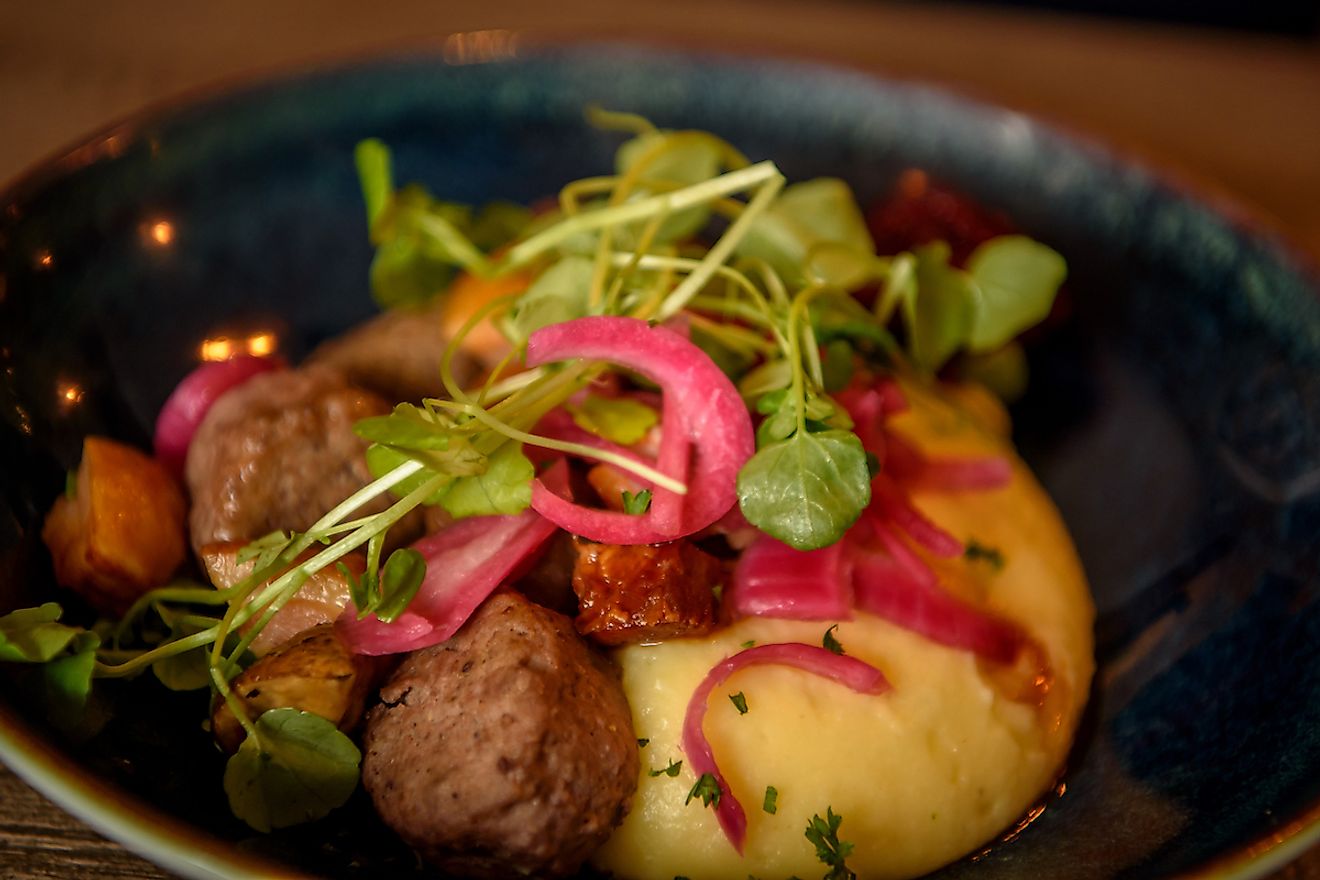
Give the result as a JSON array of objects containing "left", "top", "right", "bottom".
[
  {"left": 682, "top": 644, "right": 890, "bottom": 852},
  {"left": 153, "top": 355, "right": 285, "bottom": 477},
  {"left": 728, "top": 535, "right": 853, "bottom": 620},
  {"left": 869, "top": 475, "right": 963, "bottom": 558},
  {"left": 526, "top": 317, "right": 753, "bottom": 544}
]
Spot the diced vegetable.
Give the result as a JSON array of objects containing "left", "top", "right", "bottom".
[{"left": 42, "top": 436, "right": 187, "bottom": 615}]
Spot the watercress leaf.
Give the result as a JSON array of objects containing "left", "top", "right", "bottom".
[
  {"left": 736, "top": 179, "right": 875, "bottom": 287},
  {"left": 369, "top": 234, "right": 457, "bottom": 311},
  {"left": 0, "top": 603, "right": 80, "bottom": 663},
  {"left": 469, "top": 200, "right": 532, "bottom": 252},
  {"left": 439, "top": 442, "right": 534, "bottom": 518},
  {"left": 508, "top": 255, "right": 594, "bottom": 344},
  {"left": 616, "top": 131, "right": 722, "bottom": 242},
  {"left": 802, "top": 395, "right": 840, "bottom": 424},
  {"left": 965, "top": 235, "right": 1066, "bottom": 352},
  {"left": 905, "top": 242, "right": 976, "bottom": 372},
  {"left": 353, "top": 405, "right": 453, "bottom": 450},
  {"left": 739, "top": 359, "right": 794, "bottom": 401},
  {"left": 375, "top": 548, "right": 427, "bottom": 623},
  {"left": 737, "top": 429, "right": 870, "bottom": 550},
  {"left": 224, "top": 708, "right": 361, "bottom": 833},
  {"left": 152, "top": 614, "right": 226, "bottom": 692},
  {"left": 40, "top": 630, "right": 99, "bottom": 729},
  {"left": 755, "top": 389, "right": 790, "bottom": 416},
  {"left": 568, "top": 394, "right": 658, "bottom": 445},
  {"left": 805, "top": 241, "right": 874, "bottom": 289},
  {"left": 756, "top": 406, "right": 797, "bottom": 447}
]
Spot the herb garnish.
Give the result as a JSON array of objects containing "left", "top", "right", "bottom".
[
  {"left": 763, "top": 785, "right": 779, "bottom": 814},
  {"left": 637, "top": 738, "right": 651, "bottom": 748},
  {"left": 729, "top": 691, "right": 749, "bottom": 714},
  {"left": 822, "top": 624, "right": 846, "bottom": 655},
  {"left": 965, "top": 539, "right": 1006, "bottom": 571},
  {"left": 622, "top": 489, "right": 653, "bottom": 515},
  {"left": 686, "top": 773, "right": 722, "bottom": 808},
  {"left": 649, "top": 758, "right": 683, "bottom": 778},
  {"left": 805, "top": 807, "right": 856, "bottom": 880}
]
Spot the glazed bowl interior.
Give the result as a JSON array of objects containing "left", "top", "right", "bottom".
[{"left": 2, "top": 44, "right": 1319, "bottom": 880}]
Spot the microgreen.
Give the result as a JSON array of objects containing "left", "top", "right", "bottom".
[
  {"left": 568, "top": 394, "right": 658, "bottom": 445},
  {"left": 822, "top": 624, "right": 846, "bottom": 656},
  {"left": 622, "top": 489, "right": 653, "bottom": 515},
  {"left": 649, "top": 758, "right": 684, "bottom": 778}
]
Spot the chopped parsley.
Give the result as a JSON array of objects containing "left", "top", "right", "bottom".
[
  {"left": 805, "top": 807, "right": 856, "bottom": 880},
  {"left": 621, "top": 489, "right": 653, "bottom": 515},
  {"left": 741, "top": 639, "right": 756, "bottom": 649},
  {"left": 637, "top": 738, "right": 650, "bottom": 748},
  {"left": 763, "top": 785, "right": 779, "bottom": 814},
  {"left": 822, "top": 624, "right": 846, "bottom": 655},
  {"left": 686, "top": 773, "right": 722, "bottom": 808},
  {"left": 965, "top": 539, "right": 1005, "bottom": 571},
  {"left": 729, "top": 691, "right": 749, "bottom": 714},
  {"left": 649, "top": 758, "right": 683, "bottom": 778}
]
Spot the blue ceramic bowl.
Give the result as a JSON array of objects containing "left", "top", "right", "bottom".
[{"left": 2, "top": 44, "right": 1318, "bottom": 880}]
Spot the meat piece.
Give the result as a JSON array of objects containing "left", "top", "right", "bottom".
[
  {"left": 185, "top": 366, "right": 404, "bottom": 555},
  {"left": 571, "top": 539, "right": 721, "bottom": 646},
  {"left": 362, "top": 591, "right": 638, "bottom": 878},
  {"left": 307, "top": 297, "right": 480, "bottom": 403},
  {"left": 43, "top": 436, "right": 187, "bottom": 615},
  {"left": 210, "top": 624, "right": 386, "bottom": 753},
  {"left": 199, "top": 541, "right": 358, "bottom": 656}
]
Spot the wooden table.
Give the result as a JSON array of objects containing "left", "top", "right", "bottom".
[{"left": 2, "top": 2, "right": 1318, "bottom": 878}]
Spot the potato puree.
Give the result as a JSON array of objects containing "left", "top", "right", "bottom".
[{"left": 592, "top": 383, "right": 1094, "bottom": 880}]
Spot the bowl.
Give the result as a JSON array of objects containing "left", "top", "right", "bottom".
[{"left": 2, "top": 43, "right": 1319, "bottom": 880}]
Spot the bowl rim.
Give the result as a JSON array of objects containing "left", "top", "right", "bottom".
[{"left": 1, "top": 36, "right": 1318, "bottom": 880}]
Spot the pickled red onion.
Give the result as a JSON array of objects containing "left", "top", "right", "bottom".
[
  {"left": 525, "top": 317, "right": 753, "bottom": 544},
  {"left": 728, "top": 535, "right": 853, "bottom": 620},
  {"left": 337, "top": 463, "right": 567, "bottom": 655},
  {"left": 682, "top": 644, "right": 890, "bottom": 852},
  {"left": 153, "top": 355, "right": 285, "bottom": 477}
]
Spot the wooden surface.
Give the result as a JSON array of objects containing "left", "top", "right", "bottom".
[{"left": 1, "top": 1, "right": 1319, "bottom": 878}]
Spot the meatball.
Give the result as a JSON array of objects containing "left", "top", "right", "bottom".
[
  {"left": 185, "top": 366, "right": 395, "bottom": 554},
  {"left": 307, "top": 297, "right": 479, "bottom": 403},
  {"left": 362, "top": 591, "right": 638, "bottom": 878}
]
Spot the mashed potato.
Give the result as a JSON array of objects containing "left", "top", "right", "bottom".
[{"left": 592, "top": 382, "right": 1094, "bottom": 880}]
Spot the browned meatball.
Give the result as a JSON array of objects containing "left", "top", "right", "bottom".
[
  {"left": 362, "top": 591, "right": 638, "bottom": 878},
  {"left": 185, "top": 366, "right": 393, "bottom": 554}
]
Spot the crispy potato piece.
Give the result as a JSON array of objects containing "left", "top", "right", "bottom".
[
  {"left": 42, "top": 436, "right": 187, "bottom": 615},
  {"left": 198, "top": 541, "right": 359, "bottom": 657},
  {"left": 571, "top": 539, "right": 721, "bottom": 646},
  {"left": 211, "top": 624, "right": 386, "bottom": 753}
]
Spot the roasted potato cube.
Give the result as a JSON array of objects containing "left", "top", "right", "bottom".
[
  {"left": 42, "top": 436, "right": 187, "bottom": 615},
  {"left": 198, "top": 541, "right": 359, "bottom": 657},
  {"left": 211, "top": 624, "right": 385, "bottom": 753},
  {"left": 571, "top": 539, "right": 721, "bottom": 646}
]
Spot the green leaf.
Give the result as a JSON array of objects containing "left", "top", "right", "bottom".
[
  {"left": 822, "top": 624, "right": 846, "bottom": 656},
  {"left": 364, "top": 445, "right": 453, "bottom": 505},
  {"left": 736, "top": 179, "right": 876, "bottom": 287},
  {"left": 224, "top": 708, "right": 361, "bottom": 833},
  {"left": 568, "top": 394, "right": 658, "bottom": 445},
  {"left": 354, "top": 404, "right": 454, "bottom": 450},
  {"left": 686, "top": 772, "right": 723, "bottom": 808},
  {"left": 42, "top": 631, "right": 100, "bottom": 729},
  {"left": 737, "top": 430, "right": 871, "bottom": 550},
  {"left": 905, "top": 242, "right": 976, "bottom": 372},
  {"left": 151, "top": 612, "right": 223, "bottom": 692},
  {"left": 805, "top": 807, "right": 856, "bottom": 880},
  {"left": 468, "top": 200, "right": 532, "bottom": 252},
  {"left": 763, "top": 785, "right": 779, "bottom": 815},
  {"left": 354, "top": 138, "right": 393, "bottom": 235},
  {"left": 374, "top": 548, "right": 427, "bottom": 623},
  {"left": 616, "top": 131, "right": 722, "bottom": 242},
  {"left": 0, "top": 603, "right": 80, "bottom": 663},
  {"left": 649, "top": 758, "right": 683, "bottom": 778},
  {"left": 368, "top": 234, "right": 458, "bottom": 311},
  {"left": 621, "top": 490, "right": 653, "bottom": 516},
  {"left": 439, "top": 442, "right": 534, "bottom": 518},
  {"left": 507, "top": 255, "right": 594, "bottom": 344},
  {"left": 965, "top": 235, "right": 1066, "bottom": 352},
  {"left": 964, "top": 540, "right": 1006, "bottom": 571},
  {"left": 729, "top": 691, "right": 749, "bottom": 715}
]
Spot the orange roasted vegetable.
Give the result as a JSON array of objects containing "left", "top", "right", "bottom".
[{"left": 42, "top": 436, "right": 187, "bottom": 615}]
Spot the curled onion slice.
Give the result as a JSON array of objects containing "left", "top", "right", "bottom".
[
  {"left": 682, "top": 643, "right": 890, "bottom": 852},
  {"left": 153, "top": 355, "right": 285, "bottom": 476},
  {"left": 728, "top": 535, "right": 853, "bottom": 620},
  {"left": 869, "top": 475, "right": 963, "bottom": 558},
  {"left": 526, "top": 317, "right": 754, "bottom": 544}
]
